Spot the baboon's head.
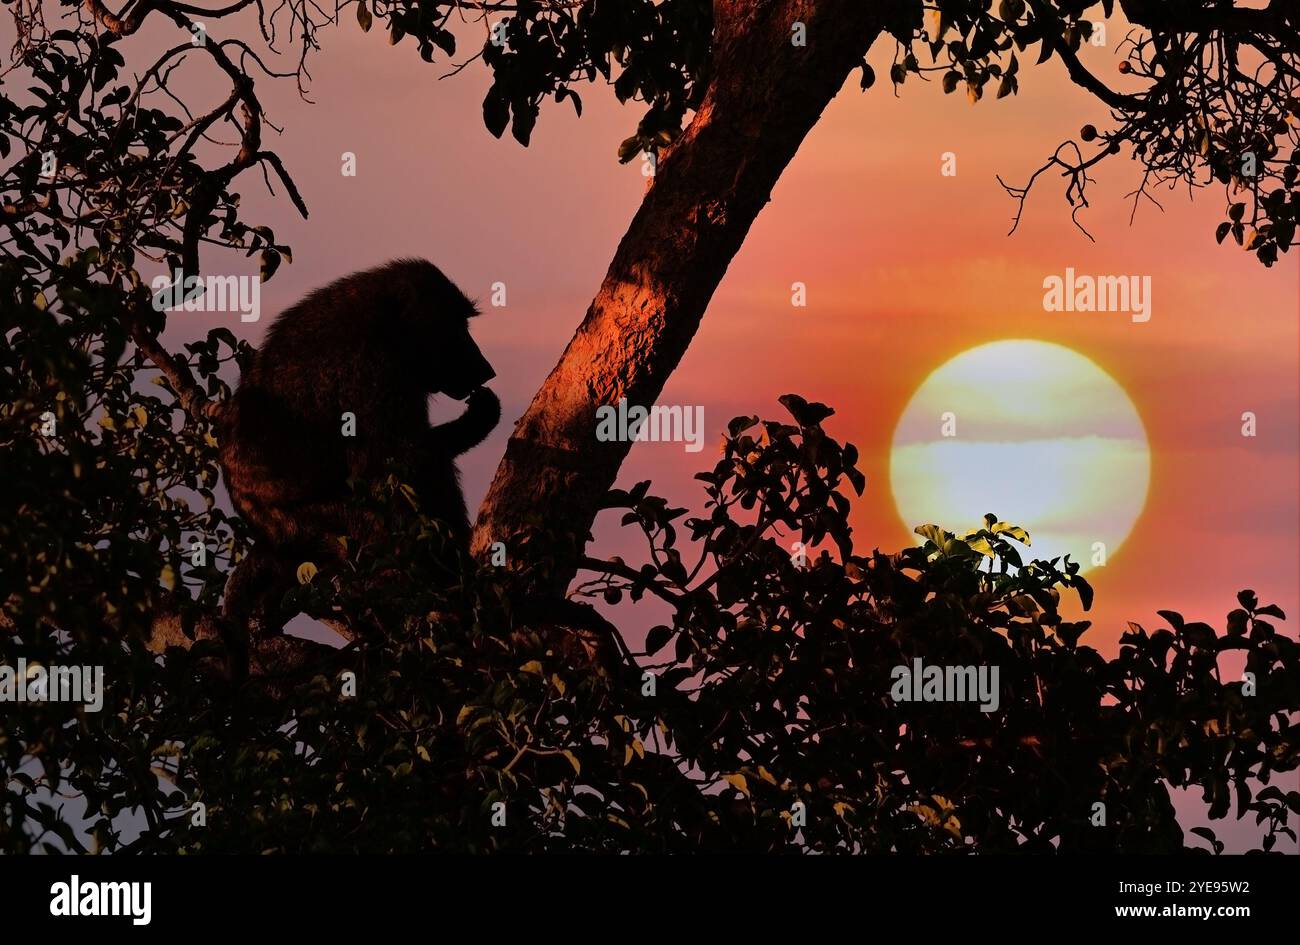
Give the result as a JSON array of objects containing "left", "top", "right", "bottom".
[
  {"left": 388, "top": 259, "right": 496, "bottom": 400},
  {"left": 434, "top": 306, "right": 495, "bottom": 401}
]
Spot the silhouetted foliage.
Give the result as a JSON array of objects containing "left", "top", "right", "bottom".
[
  {"left": 2, "top": 1, "right": 1298, "bottom": 853},
  {"left": 4, "top": 395, "right": 1297, "bottom": 852}
]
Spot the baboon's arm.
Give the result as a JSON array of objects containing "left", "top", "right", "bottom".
[{"left": 425, "top": 387, "right": 500, "bottom": 457}]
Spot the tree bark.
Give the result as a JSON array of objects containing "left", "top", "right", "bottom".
[{"left": 471, "top": 0, "right": 889, "bottom": 584}]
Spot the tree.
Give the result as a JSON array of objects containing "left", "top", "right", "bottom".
[
  {"left": 5, "top": 1, "right": 1297, "bottom": 585},
  {"left": 4, "top": 391, "right": 1299, "bottom": 852},
  {"left": 1, "top": 1, "right": 1297, "bottom": 852},
  {"left": 464, "top": 0, "right": 1300, "bottom": 581}
]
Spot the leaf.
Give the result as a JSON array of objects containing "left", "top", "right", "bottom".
[
  {"left": 561, "top": 750, "right": 581, "bottom": 776},
  {"left": 914, "top": 524, "right": 950, "bottom": 547},
  {"left": 1073, "top": 575, "right": 1094, "bottom": 612},
  {"left": 1182, "top": 622, "right": 1217, "bottom": 648},
  {"left": 616, "top": 134, "right": 643, "bottom": 164},
  {"left": 296, "top": 561, "right": 318, "bottom": 584},
  {"left": 1157, "top": 609, "right": 1184, "bottom": 631},
  {"left": 1190, "top": 826, "right": 1223, "bottom": 854},
  {"left": 556, "top": 86, "right": 582, "bottom": 117},
  {"left": 259, "top": 249, "right": 281, "bottom": 282},
  {"left": 941, "top": 537, "right": 975, "bottom": 558},
  {"left": 519, "top": 660, "right": 543, "bottom": 675},
  {"left": 356, "top": 0, "right": 372, "bottom": 32},
  {"left": 778, "top": 393, "right": 834, "bottom": 427},
  {"left": 991, "top": 521, "right": 1031, "bottom": 545},
  {"left": 483, "top": 90, "right": 509, "bottom": 139},
  {"left": 723, "top": 773, "right": 749, "bottom": 797},
  {"left": 924, "top": 8, "right": 943, "bottom": 38},
  {"left": 1209, "top": 777, "right": 1230, "bottom": 819},
  {"left": 909, "top": 802, "right": 940, "bottom": 826},
  {"left": 510, "top": 105, "right": 538, "bottom": 146},
  {"left": 645, "top": 624, "right": 673, "bottom": 656},
  {"left": 844, "top": 463, "right": 866, "bottom": 495},
  {"left": 431, "top": 28, "right": 456, "bottom": 56}
]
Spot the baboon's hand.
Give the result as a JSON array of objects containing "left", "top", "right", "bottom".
[
  {"left": 465, "top": 386, "right": 500, "bottom": 427},
  {"left": 429, "top": 386, "right": 500, "bottom": 455}
]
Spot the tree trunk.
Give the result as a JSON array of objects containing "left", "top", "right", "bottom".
[{"left": 471, "top": 0, "right": 888, "bottom": 585}]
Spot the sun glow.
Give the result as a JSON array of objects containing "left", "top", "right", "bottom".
[{"left": 889, "top": 340, "right": 1150, "bottom": 573}]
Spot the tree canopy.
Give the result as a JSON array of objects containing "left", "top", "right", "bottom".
[
  {"left": 1, "top": 1, "right": 1298, "bottom": 852},
  {"left": 5, "top": 396, "right": 1298, "bottom": 852}
]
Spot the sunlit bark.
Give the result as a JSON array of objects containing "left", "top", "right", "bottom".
[{"left": 472, "top": 0, "right": 889, "bottom": 588}]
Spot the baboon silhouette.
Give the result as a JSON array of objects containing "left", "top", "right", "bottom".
[{"left": 218, "top": 258, "right": 500, "bottom": 633}]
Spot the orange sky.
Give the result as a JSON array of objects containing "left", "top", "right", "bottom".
[{"left": 156, "top": 16, "right": 1299, "bottom": 650}]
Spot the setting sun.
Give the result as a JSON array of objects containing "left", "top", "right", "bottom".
[{"left": 889, "top": 340, "right": 1151, "bottom": 572}]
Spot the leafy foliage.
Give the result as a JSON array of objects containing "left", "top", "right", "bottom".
[
  {"left": 2, "top": 0, "right": 1297, "bottom": 854},
  {"left": 4, "top": 398, "right": 1296, "bottom": 853}
]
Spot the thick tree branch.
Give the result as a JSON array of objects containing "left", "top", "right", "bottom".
[
  {"left": 471, "top": 0, "right": 894, "bottom": 589},
  {"left": 145, "top": 598, "right": 348, "bottom": 694}
]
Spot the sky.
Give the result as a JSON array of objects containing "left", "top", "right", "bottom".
[
  {"left": 126, "top": 5, "right": 1300, "bottom": 853},
  {"left": 160, "top": 16, "right": 1299, "bottom": 648}
]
